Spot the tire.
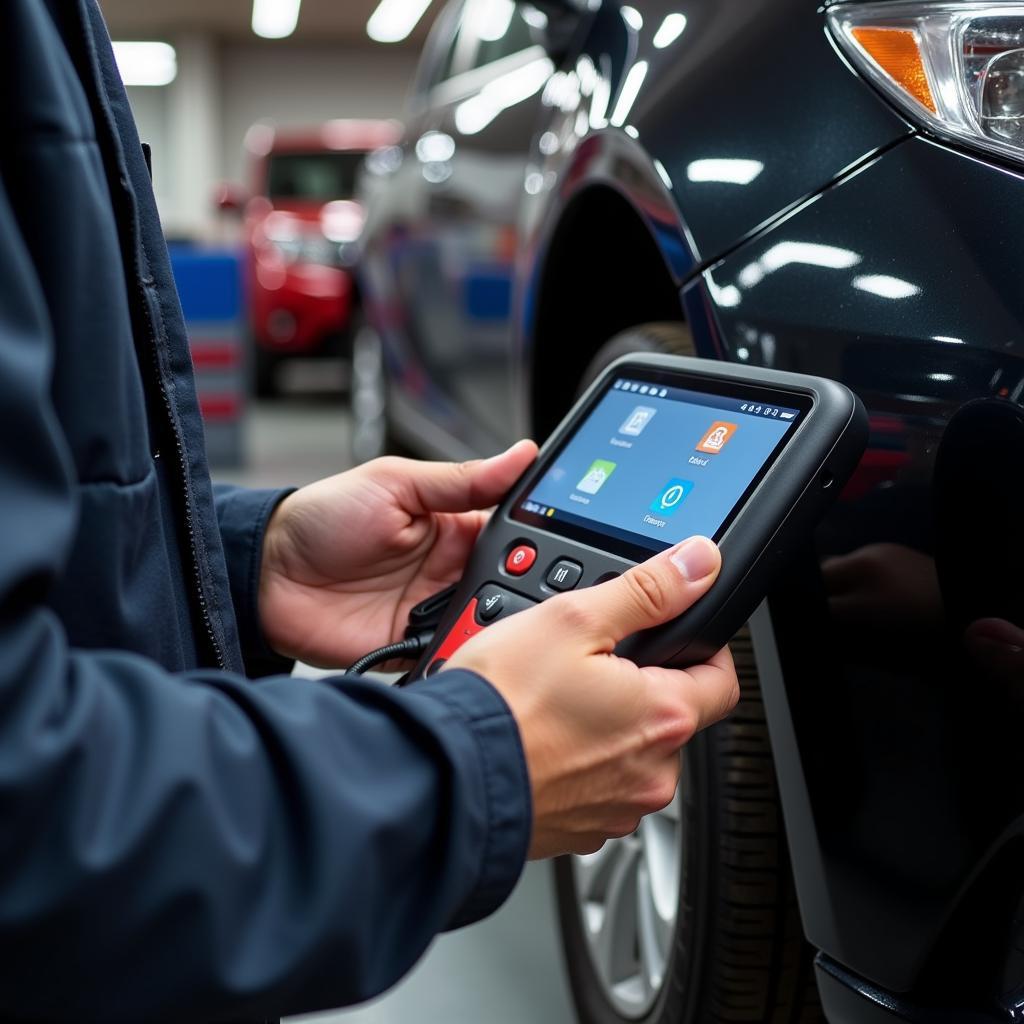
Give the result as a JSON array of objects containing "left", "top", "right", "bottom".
[
  {"left": 553, "top": 324, "right": 822, "bottom": 1024},
  {"left": 254, "top": 347, "right": 280, "bottom": 400},
  {"left": 348, "top": 311, "right": 406, "bottom": 464}
]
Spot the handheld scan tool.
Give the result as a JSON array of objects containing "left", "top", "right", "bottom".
[{"left": 412, "top": 354, "right": 867, "bottom": 678}]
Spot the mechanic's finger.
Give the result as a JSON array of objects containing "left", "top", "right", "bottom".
[
  {"left": 561, "top": 536, "right": 721, "bottom": 647},
  {"left": 642, "top": 644, "right": 740, "bottom": 734},
  {"left": 399, "top": 439, "right": 537, "bottom": 514}
]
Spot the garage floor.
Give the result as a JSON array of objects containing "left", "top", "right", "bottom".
[{"left": 219, "top": 395, "right": 576, "bottom": 1024}]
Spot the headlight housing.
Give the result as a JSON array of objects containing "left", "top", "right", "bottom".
[
  {"left": 828, "top": 2, "right": 1024, "bottom": 165},
  {"left": 268, "top": 233, "right": 342, "bottom": 268}
]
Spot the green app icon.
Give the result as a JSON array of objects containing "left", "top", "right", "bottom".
[{"left": 576, "top": 459, "right": 617, "bottom": 495}]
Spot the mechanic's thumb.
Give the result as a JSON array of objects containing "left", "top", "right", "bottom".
[
  {"left": 568, "top": 536, "right": 721, "bottom": 647},
  {"left": 399, "top": 439, "right": 538, "bottom": 514}
]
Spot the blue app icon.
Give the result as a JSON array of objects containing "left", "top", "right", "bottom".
[{"left": 649, "top": 478, "right": 694, "bottom": 517}]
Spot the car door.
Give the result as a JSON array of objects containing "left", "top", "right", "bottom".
[{"left": 402, "top": 0, "right": 555, "bottom": 454}]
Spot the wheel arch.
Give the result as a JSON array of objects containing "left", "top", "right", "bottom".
[{"left": 525, "top": 182, "right": 688, "bottom": 442}]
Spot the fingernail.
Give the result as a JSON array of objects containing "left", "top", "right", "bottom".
[{"left": 670, "top": 536, "right": 718, "bottom": 581}]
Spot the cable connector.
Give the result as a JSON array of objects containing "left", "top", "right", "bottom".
[
  {"left": 348, "top": 634, "right": 430, "bottom": 676},
  {"left": 347, "top": 583, "right": 458, "bottom": 676},
  {"left": 404, "top": 583, "right": 458, "bottom": 640}
]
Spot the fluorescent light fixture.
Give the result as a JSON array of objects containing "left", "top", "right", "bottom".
[
  {"left": 367, "top": 0, "right": 433, "bottom": 43},
  {"left": 932, "top": 334, "right": 964, "bottom": 344},
  {"left": 653, "top": 158, "right": 673, "bottom": 190},
  {"left": 707, "top": 276, "right": 741, "bottom": 307},
  {"left": 686, "top": 158, "right": 763, "bottom": 184},
  {"left": 588, "top": 74, "right": 611, "bottom": 128},
  {"left": 455, "top": 56, "right": 554, "bottom": 134},
  {"left": 252, "top": 0, "right": 301, "bottom": 39},
  {"left": 415, "top": 130, "right": 455, "bottom": 163},
  {"left": 852, "top": 274, "right": 921, "bottom": 299},
  {"left": 737, "top": 241, "right": 860, "bottom": 289},
  {"left": 620, "top": 6, "right": 643, "bottom": 30},
  {"left": 112, "top": 42, "right": 177, "bottom": 87},
  {"left": 760, "top": 241, "right": 860, "bottom": 272},
  {"left": 474, "top": 0, "right": 515, "bottom": 42},
  {"left": 521, "top": 7, "right": 548, "bottom": 30},
  {"left": 653, "top": 12, "right": 687, "bottom": 48},
  {"left": 610, "top": 60, "right": 648, "bottom": 126}
]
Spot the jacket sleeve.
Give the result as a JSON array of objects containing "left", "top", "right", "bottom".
[
  {"left": 0, "top": 167, "right": 531, "bottom": 1021},
  {"left": 213, "top": 481, "right": 297, "bottom": 676}
]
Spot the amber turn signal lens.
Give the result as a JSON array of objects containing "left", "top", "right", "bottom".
[{"left": 851, "top": 26, "right": 936, "bottom": 113}]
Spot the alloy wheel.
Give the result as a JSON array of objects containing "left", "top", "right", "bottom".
[
  {"left": 350, "top": 320, "right": 388, "bottom": 464},
  {"left": 572, "top": 786, "right": 683, "bottom": 1018}
]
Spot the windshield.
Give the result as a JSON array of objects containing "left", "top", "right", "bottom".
[{"left": 266, "top": 151, "right": 364, "bottom": 201}]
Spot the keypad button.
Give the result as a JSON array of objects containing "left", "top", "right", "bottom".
[
  {"left": 546, "top": 559, "right": 583, "bottom": 591},
  {"left": 475, "top": 586, "right": 505, "bottom": 623},
  {"left": 505, "top": 543, "right": 537, "bottom": 576}
]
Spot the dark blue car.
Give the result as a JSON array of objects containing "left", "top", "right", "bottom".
[{"left": 356, "top": 2, "right": 1024, "bottom": 1021}]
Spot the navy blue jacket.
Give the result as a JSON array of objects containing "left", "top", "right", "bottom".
[{"left": 0, "top": 3, "right": 530, "bottom": 1020}]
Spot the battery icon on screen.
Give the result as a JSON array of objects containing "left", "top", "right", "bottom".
[{"left": 780, "top": 411, "right": 796, "bottom": 419}]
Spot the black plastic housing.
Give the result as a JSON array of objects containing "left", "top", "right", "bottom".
[{"left": 412, "top": 354, "right": 867, "bottom": 677}]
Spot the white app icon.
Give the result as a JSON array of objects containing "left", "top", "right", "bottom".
[{"left": 619, "top": 405, "right": 657, "bottom": 437}]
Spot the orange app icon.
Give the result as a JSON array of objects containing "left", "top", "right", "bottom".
[{"left": 696, "top": 421, "right": 738, "bottom": 454}]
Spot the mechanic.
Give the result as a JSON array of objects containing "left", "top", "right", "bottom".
[{"left": 0, "top": 3, "right": 739, "bottom": 1021}]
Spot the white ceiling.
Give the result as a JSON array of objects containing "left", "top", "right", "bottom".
[{"left": 98, "top": 0, "right": 441, "bottom": 46}]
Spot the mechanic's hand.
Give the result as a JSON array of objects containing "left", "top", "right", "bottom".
[
  {"left": 259, "top": 441, "right": 538, "bottom": 666},
  {"left": 445, "top": 536, "right": 738, "bottom": 859}
]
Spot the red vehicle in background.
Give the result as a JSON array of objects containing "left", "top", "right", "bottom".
[{"left": 229, "top": 119, "right": 400, "bottom": 397}]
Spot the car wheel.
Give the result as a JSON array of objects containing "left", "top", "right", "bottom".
[
  {"left": 349, "top": 312, "right": 392, "bottom": 464},
  {"left": 554, "top": 323, "right": 822, "bottom": 1024},
  {"left": 254, "top": 347, "right": 280, "bottom": 400}
]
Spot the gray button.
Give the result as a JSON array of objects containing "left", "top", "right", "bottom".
[{"left": 546, "top": 559, "right": 582, "bottom": 591}]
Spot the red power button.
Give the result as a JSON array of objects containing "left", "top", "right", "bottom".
[{"left": 505, "top": 543, "right": 537, "bottom": 576}]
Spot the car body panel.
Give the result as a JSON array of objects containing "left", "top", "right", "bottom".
[
  {"left": 699, "top": 133, "right": 1024, "bottom": 1000},
  {"left": 359, "top": 0, "right": 1024, "bottom": 1014}
]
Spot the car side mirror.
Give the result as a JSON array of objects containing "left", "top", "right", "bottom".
[{"left": 213, "top": 182, "right": 248, "bottom": 215}]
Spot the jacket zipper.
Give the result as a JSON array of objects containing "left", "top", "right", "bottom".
[
  {"left": 144, "top": 333, "right": 227, "bottom": 670},
  {"left": 71, "top": 5, "right": 228, "bottom": 671}
]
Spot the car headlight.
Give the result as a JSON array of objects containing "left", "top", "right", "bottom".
[
  {"left": 275, "top": 234, "right": 341, "bottom": 267},
  {"left": 828, "top": 2, "right": 1024, "bottom": 165}
]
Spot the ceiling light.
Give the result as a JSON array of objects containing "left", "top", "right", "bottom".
[
  {"left": 474, "top": 0, "right": 515, "bottom": 42},
  {"left": 455, "top": 56, "right": 554, "bottom": 134},
  {"left": 653, "top": 13, "right": 687, "bottom": 48},
  {"left": 367, "top": 0, "right": 433, "bottom": 43},
  {"left": 852, "top": 274, "right": 921, "bottom": 299},
  {"left": 610, "top": 61, "right": 648, "bottom": 126},
  {"left": 252, "top": 0, "right": 301, "bottom": 39},
  {"left": 621, "top": 6, "right": 643, "bottom": 30},
  {"left": 686, "top": 158, "right": 763, "bottom": 184},
  {"left": 112, "top": 42, "right": 177, "bottom": 87}
]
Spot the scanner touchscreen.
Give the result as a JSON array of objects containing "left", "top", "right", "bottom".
[{"left": 512, "top": 372, "right": 810, "bottom": 560}]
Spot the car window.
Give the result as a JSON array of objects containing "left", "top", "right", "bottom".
[
  {"left": 266, "top": 152, "right": 365, "bottom": 201},
  {"left": 462, "top": 0, "right": 536, "bottom": 71}
]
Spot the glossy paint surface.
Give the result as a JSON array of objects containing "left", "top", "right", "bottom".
[
  {"left": 359, "top": 0, "right": 1024, "bottom": 1013},
  {"left": 701, "top": 134, "right": 1024, "bottom": 1002}
]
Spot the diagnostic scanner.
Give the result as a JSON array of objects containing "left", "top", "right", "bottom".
[{"left": 411, "top": 354, "right": 867, "bottom": 679}]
